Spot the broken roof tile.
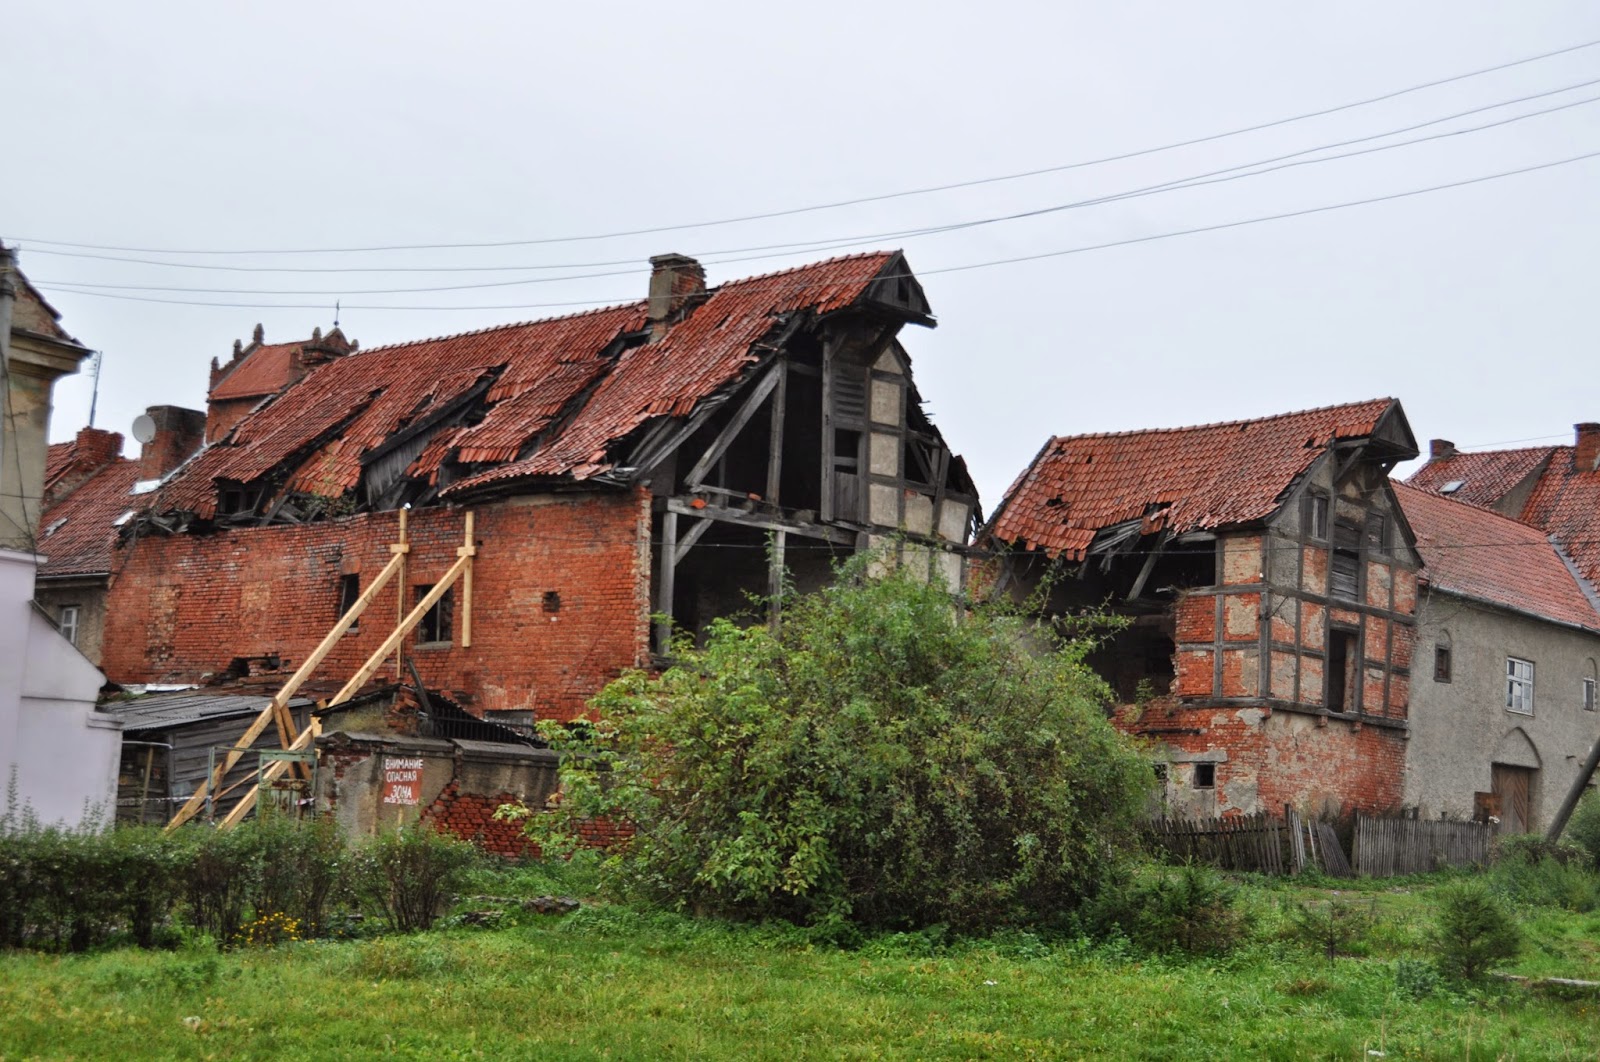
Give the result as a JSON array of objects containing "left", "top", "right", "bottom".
[{"left": 983, "top": 399, "right": 1399, "bottom": 560}]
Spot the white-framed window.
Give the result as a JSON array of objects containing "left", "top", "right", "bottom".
[
  {"left": 1584, "top": 677, "right": 1597, "bottom": 713},
  {"left": 1506, "top": 657, "right": 1535, "bottom": 715},
  {"left": 58, "top": 605, "right": 81, "bottom": 647}
]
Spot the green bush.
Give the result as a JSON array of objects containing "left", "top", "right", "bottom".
[
  {"left": 178, "top": 826, "right": 262, "bottom": 944},
  {"left": 353, "top": 826, "right": 477, "bottom": 932},
  {"left": 1564, "top": 791, "right": 1600, "bottom": 871},
  {"left": 525, "top": 558, "right": 1152, "bottom": 933},
  {"left": 1086, "top": 861, "right": 1246, "bottom": 956},
  {"left": 1488, "top": 838, "right": 1600, "bottom": 913},
  {"left": 1431, "top": 880, "right": 1522, "bottom": 982},
  {"left": 252, "top": 817, "right": 347, "bottom": 936}
]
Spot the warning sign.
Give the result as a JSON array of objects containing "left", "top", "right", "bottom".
[{"left": 381, "top": 756, "right": 424, "bottom": 805}]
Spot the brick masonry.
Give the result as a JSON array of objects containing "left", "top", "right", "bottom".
[{"left": 101, "top": 489, "right": 653, "bottom": 723}]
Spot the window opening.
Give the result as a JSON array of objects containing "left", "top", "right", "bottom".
[
  {"left": 1302, "top": 492, "right": 1330, "bottom": 539},
  {"left": 416, "top": 585, "right": 454, "bottom": 645},
  {"left": 1506, "top": 657, "right": 1535, "bottom": 715},
  {"left": 1193, "top": 763, "right": 1216, "bottom": 789},
  {"left": 58, "top": 605, "right": 81, "bottom": 647},
  {"left": 1364, "top": 512, "right": 1388, "bottom": 555},
  {"left": 1434, "top": 645, "right": 1453, "bottom": 683},
  {"left": 1330, "top": 519, "right": 1361, "bottom": 600},
  {"left": 1328, "top": 629, "right": 1358, "bottom": 712},
  {"left": 338, "top": 574, "right": 361, "bottom": 632},
  {"left": 1584, "top": 662, "right": 1597, "bottom": 712}
]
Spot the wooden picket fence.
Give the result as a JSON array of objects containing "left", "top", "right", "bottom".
[
  {"left": 1352, "top": 814, "right": 1491, "bottom": 877},
  {"left": 1146, "top": 807, "right": 1354, "bottom": 877}
]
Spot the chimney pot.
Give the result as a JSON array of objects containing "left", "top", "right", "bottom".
[
  {"left": 252, "top": 323, "right": 264, "bottom": 345},
  {"left": 647, "top": 253, "right": 706, "bottom": 339},
  {"left": 1576, "top": 423, "right": 1600, "bottom": 472},
  {"left": 1429, "top": 438, "right": 1457, "bottom": 460}
]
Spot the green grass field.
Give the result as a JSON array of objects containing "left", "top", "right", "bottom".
[{"left": 3, "top": 870, "right": 1599, "bottom": 1060}]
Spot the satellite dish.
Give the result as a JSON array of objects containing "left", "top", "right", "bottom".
[{"left": 131, "top": 414, "right": 156, "bottom": 445}]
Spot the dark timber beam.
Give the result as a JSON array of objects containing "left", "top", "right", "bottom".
[
  {"left": 765, "top": 360, "right": 787, "bottom": 503},
  {"left": 1126, "top": 531, "right": 1170, "bottom": 601},
  {"left": 673, "top": 516, "right": 714, "bottom": 566},
  {"left": 655, "top": 511, "right": 677, "bottom": 654},
  {"left": 684, "top": 364, "right": 783, "bottom": 489},
  {"left": 665, "top": 496, "right": 855, "bottom": 545}
]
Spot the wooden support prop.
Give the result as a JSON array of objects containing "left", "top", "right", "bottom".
[
  {"left": 684, "top": 365, "right": 782, "bottom": 488},
  {"left": 394, "top": 507, "right": 409, "bottom": 680},
  {"left": 166, "top": 548, "right": 407, "bottom": 831},
  {"left": 768, "top": 530, "right": 786, "bottom": 630},
  {"left": 214, "top": 552, "right": 471, "bottom": 829},
  {"left": 458, "top": 511, "right": 476, "bottom": 648}
]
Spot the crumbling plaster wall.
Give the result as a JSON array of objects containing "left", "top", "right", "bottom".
[
  {"left": 1406, "top": 592, "right": 1600, "bottom": 827},
  {"left": 102, "top": 490, "right": 652, "bottom": 722}
]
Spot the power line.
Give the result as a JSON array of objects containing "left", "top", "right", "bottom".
[
  {"left": 34, "top": 76, "right": 1600, "bottom": 298},
  {"left": 13, "top": 36, "right": 1600, "bottom": 258},
  {"left": 36, "top": 144, "right": 1600, "bottom": 313}
]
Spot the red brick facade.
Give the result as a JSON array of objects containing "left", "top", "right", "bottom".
[
  {"left": 420, "top": 782, "right": 539, "bottom": 857},
  {"left": 101, "top": 490, "right": 652, "bottom": 722}
]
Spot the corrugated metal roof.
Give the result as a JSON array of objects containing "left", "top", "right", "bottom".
[
  {"left": 984, "top": 399, "right": 1397, "bottom": 560},
  {"left": 1393, "top": 481, "right": 1600, "bottom": 631},
  {"left": 104, "top": 690, "right": 314, "bottom": 733}
]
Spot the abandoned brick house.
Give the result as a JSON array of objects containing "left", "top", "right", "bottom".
[
  {"left": 1392, "top": 482, "right": 1600, "bottom": 834},
  {"left": 98, "top": 251, "right": 978, "bottom": 732},
  {"left": 979, "top": 399, "right": 1423, "bottom": 818}
]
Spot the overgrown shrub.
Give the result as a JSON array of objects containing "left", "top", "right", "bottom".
[
  {"left": 1489, "top": 837, "right": 1600, "bottom": 912},
  {"left": 354, "top": 826, "right": 477, "bottom": 932},
  {"left": 1086, "top": 861, "right": 1245, "bottom": 955},
  {"left": 1562, "top": 791, "right": 1600, "bottom": 871},
  {"left": 519, "top": 558, "right": 1152, "bottom": 933},
  {"left": 1286, "top": 896, "right": 1376, "bottom": 960},
  {"left": 252, "top": 817, "right": 347, "bottom": 936},
  {"left": 178, "top": 825, "right": 262, "bottom": 944},
  {"left": 1431, "top": 880, "right": 1521, "bottom": 982}
]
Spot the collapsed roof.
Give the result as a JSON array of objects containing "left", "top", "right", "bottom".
[{"left": 143, "top": 251, "right": 933, "bottom": 527}]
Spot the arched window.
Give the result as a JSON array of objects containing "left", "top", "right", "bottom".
[{"left": 1433, "top": 630, "right": 1453, "bottom": 684}]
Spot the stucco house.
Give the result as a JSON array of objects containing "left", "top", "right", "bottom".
[{"left": 1394, "top": 482, "right": 1600, "bottom": 832}]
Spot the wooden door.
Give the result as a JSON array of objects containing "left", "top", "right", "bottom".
[{"left": 1491, "top": 765, "right": 1534, "bottom": 834}]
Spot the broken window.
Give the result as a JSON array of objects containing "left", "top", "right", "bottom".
[
  {"left": 1302, "top": 492, "right": 1329, "bottom": 539},
  {"left": 1434, "top": 644, "right": 1452, "bottom": 683},
  {"left": 416, "top": 585, "right": 454, "bottom": 645},
  {"left": 1506, "top": 657, "right": 1534, "bottom": 715},
  {"left": 57, "top": 605, "right": 81, "bottom": 647},
  {"left": 338, "top": 574, "right": 361, "bottom": 632},
  {"left": 1328, "top": 629, "right": 1358, "bottom": 712},
  {"left": 1330, "top": 519, "right": 1361, "bottom": 601},
  {"left": 1193, "top": 763, "right": 1216, "bottom": 789}
]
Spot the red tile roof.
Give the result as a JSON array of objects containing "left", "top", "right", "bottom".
[
  {"left": 151, "top": 252, "right": 906, "bottom": 518},
  {"left": 44, "top": 441, "right": 76, "bottom": 488},
  {"left": 1392, "top": 481, "right": 1599, "bottom": 631},
  {"left": 37, "top": 459, "right": 142, "bottom": 578},
  {"left": 1406, "top": 447, "right": 1555, "bottom": 509},
  {"left": 983, "top": 399, "right": 1398, "bottom": 560},
  {"left": 1410, "top": 443, "right": 1600, "bottom": 598},
  {"left": 209, "top": 341, "right": 303, "bottom": 401}
]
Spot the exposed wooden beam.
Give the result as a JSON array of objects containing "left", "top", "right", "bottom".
[
  {"left": 458, "top": 510, "right": 476, "bottom": 648},
  {"left": 665, "top": 497, "right": 855, "bottom": 545},
  {"left": 1126, "top": 531, "right": 1170, "bottom": 601},
  {"left": 684, "top": 364, "right": 782, "bottom": 488},
  {"left": 768, "top": 530, "right": 786, "bottom": 629},
  {"left": 673, "top": 516, "right": 714, "bottom": 566},
  {"left": 656, "top": 511, "right": 677, "bottom": 654},
  {"left": 765, "top": 360, "right": 787, "bottom": 504}
]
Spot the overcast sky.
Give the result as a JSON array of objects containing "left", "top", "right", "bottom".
[{"left": 6, "top": 3, "right": 1599, "bottom": 510}]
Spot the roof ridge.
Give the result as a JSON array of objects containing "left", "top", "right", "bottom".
[
  {"left": 708, "top": 249, "right": 896, "bottom": 289},
  {"left": 1045, "top": 397, "right": 1395, "bottom": 446},
  {"left": 355, "top": 299, "right": 648, "bottom": 356}
]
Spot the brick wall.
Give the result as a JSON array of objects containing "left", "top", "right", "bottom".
[
  {"left": 102, "top": 490, "right": 652, "bottom": 722},
  {"left": 420, "top": 782, "right": 537, "bottom": 857}
]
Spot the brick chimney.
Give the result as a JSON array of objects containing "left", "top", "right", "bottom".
[
  {"left": 1429, "top": 439, "right": 1457, "bottom": 460},
  {"left": 44, "top": 427, "right": 124, "bottom": 506},
  {"left": 1576, "top": 423, "right": 1600, "bottom": 473},
  {"left": 647, "top": 253, "right": 706, "bottom": 340},
  {"left": 137, "top": 405, "right": 207, "bottom": 481}
]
